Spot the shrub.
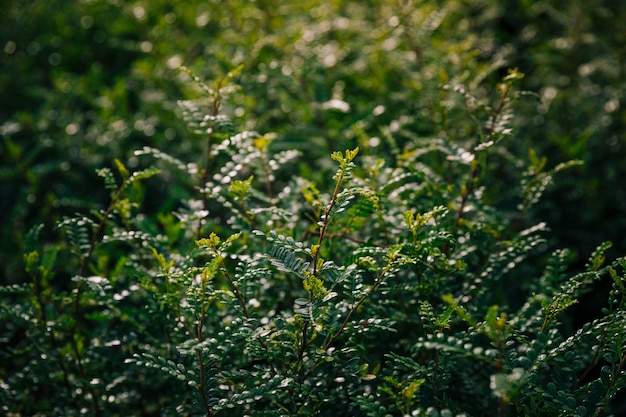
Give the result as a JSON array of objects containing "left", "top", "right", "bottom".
[
  {"left": 1, "top": 1, "right": 625, "bottom": 416},
  {"left": 2, "top": 62, "right": 625, "bottom": 416}
]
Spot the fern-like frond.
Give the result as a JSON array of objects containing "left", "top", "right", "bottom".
[
  {"left": 127, "top": 352, "right": 199, "bottom": 384},
  {"left": 268, "top": 244, "right": 310, "bottom": 279},
  {"left": 58, "top": 215, "right": 96, "bottom": 257},
  {"left": 177, "top": 99, "right": 234, "bottom": 137},
  {"left": 134, "top": 146, "right": 199, "bottom": 176}
]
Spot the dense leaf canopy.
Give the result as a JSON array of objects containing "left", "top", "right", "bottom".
[{"left": 1, "top": 1, "right": 625, "bottom": 416}]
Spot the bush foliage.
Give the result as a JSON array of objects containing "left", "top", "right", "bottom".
[{"left": 2, "top": 0, "right": 625, "bottom": 416}]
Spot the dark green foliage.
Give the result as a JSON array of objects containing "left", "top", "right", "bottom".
[{"left": 2, "top": 1, "right": 625, "bottom": 416}]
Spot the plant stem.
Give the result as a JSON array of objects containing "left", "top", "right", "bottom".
[
  {"left": 67, "top": 175, "right": 129, "bottom": 417},
  {"left": 428, "top": 346, "right": 439, "bottom": 407},
  {"left": 220, "top": 258, "right": 249, "bottom": 318},
  {"left": 31, "top": 271, "right": 72, "bottom": 393},
  {"left": 312, "top": 168, "right": 346, "bottom": 276},
  {"left": 593, "top": 352, "right": 626, "bottom": 417},
  {"left": 197, "top": 83, "right": 223, "bottom": 239},
  {"left": 301, "top": 267, "right": 388, "bottom": 381},
  {"left": 258, "top": 152, "right": 276, "bottom": 202}
]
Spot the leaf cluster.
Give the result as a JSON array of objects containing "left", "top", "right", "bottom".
[{"left": 1, "top": 1, "right": 625, "bottom": 416}]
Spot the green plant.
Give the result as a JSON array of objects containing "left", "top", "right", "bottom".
[
  {"left": 3, "top": 61, "right": 625, "bottom": 416},
  {"left": 2, "top": 1, "right": 625, "bottom": 416}
]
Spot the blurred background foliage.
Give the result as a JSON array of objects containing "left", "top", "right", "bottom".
[
  {"left": 1, "top": 1, "right": 626, "bottom": 415},
  {"left": 1, "top": 0, "right": 625, "bottom": 284}
]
